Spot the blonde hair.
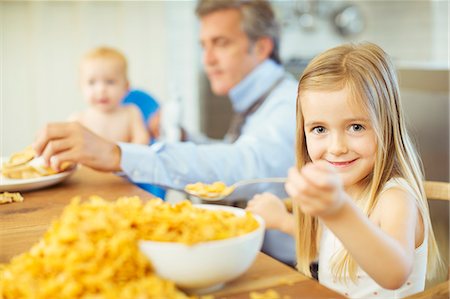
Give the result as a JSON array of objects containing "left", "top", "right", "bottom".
[
  {"left": 81, "top": 47, "right": 128, "bottom": 79},
  {"left": 294, "top": 42, "right": 442, "bottom": 282}
]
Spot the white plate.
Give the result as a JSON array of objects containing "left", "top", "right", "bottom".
[{"left": 0, "top": 157, "right": 76, "bottom": 192}]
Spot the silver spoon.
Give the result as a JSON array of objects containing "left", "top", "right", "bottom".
[{"left": 184, "top": 177, "right": 287, "bottom": 201}]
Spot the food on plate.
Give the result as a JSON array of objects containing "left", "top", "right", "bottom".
[
  {"left": 0, "top": 196, "right": 258, "bottom": 298},
  {"left": 2, "top": 147, "right": 35, "bottom": 168},
  {"left": 185, "top": 181, "right": 235, "bottom": 199},
  {"left": 1, "top": 146, "right": 72, "bottom": 179},
  {"left": 0, "top": 192, "right": 24, "bottom": 204}
]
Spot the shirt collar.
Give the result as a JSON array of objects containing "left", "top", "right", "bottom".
[{"left": 229, "top": 59, "right": 284, "bottom": 113}]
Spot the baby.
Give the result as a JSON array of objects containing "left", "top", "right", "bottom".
[{"left": 69, "top": 47, "right": 149, "bottom": 144}]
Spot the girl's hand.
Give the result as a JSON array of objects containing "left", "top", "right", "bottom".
[
  {"left": 285, "top": 161, "right": 348, "bottom": 218},
  {"left": 246, "top": 193, "right": 292, "bottom": 232}
]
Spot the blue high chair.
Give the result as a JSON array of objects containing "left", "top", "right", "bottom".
[{"left": 122, "top": 89, "right": 166, "bottom": 200}]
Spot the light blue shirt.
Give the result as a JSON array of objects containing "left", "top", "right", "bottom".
[{"left": 119, "top": 59, "right": 297, "bottom": 265}]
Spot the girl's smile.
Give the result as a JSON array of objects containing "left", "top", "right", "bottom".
[{"left": 327, "top": 158, "right": 358, "bottom": 168}]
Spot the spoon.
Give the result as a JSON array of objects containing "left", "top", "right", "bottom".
[{"left": 184, "top": 177, "right": 287, "bottom": 201}]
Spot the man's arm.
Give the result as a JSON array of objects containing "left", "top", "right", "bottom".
[
  {"left": 183, "top": 130, "right": 224, "bottom": 144},
  {"left": 120, "top": 98, "right": 296, "bottom": 191},
  {"left": 34, "top": 76, "right": 296, "bottom": 192}
]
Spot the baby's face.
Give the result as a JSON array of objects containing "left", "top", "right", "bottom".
[{"left": 80, "top": 58, "right": 129, "bottom": 113}]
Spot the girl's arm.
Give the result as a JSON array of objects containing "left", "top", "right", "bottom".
[
  {"left": 128, "top": 105, "right": 150, "bottom": 145},
  {"left": 286, "top": 162, "right": 420, "bottom": 289},
  {"left": 322, "top": 189, "right": 418, "bottom": 289},
  {"left": 246, "top": 193, "right": 295, "bottom": 236}
]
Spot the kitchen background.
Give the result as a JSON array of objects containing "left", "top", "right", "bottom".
[{"left": 1, "top": 0, "right": 449, "bottom": 284}]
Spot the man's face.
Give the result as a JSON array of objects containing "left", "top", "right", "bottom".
[{"left": 200, "top": 9, "right": 262, "bottom": 96}]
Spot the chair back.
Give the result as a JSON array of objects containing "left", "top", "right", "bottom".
[
  {"left": 424, "top": 181, "right": 450, "bottom": 201},
  {"left": 424, "top": 181, "right": 449, "bottom": 290}
]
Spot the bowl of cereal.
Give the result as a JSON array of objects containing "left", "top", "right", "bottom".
[{"left": 139, "top": 203, "right": 265, "bottom": 294}]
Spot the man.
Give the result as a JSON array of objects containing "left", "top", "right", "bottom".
[{"left": 34, "top": 0, "right": 297, "bottom": 266}]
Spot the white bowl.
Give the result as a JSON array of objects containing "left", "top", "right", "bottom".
[{"left": 139, "top": 204, "right": 265, "bottom": 293}]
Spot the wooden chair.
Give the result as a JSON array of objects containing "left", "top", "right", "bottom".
[{"left": 424, "top": 181, "right": 450, "bottom": 201}]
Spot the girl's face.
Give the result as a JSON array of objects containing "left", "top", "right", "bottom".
[
  {"left": 300, "top": 87, "right": 377, "bottom": 191},
  {"left": 80, "top": 58, "right": 129, "bottom": 113}
]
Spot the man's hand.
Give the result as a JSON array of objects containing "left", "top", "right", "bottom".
[{"left": 33, "top": 122, "right": 122, "bottom": 172}]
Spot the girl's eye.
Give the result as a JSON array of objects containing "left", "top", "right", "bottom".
[
  {"left": 106, "top": 79, "right": 115, "bottom": 85},
  {"left": 88, "top": 79, "right": 95, "bottom": 85},
  {"left": 350, "top": 124, "right": 365, "bottom": 132},
  {"left": 312, "top": 126, "right": 326, "bottom": 134}
]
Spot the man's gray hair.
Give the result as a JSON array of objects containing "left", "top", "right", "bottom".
[{"left": 196, "top": 0, "right": 281, "bottom": 64}]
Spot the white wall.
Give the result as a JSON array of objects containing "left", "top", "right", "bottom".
[{"left": 0, "top": 1, "right": 200, "bottom": 156}]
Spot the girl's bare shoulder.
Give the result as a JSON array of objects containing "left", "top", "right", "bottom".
[
  {"left": 379, "top": 187, "right": 416, "bottom": 208},
  {"left": 372, "top": 180, "right": 418, "bottom": 223}
]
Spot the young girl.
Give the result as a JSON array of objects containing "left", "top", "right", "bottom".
[{"left": 246, "top": 42, "right": 442, "bottom": 298}]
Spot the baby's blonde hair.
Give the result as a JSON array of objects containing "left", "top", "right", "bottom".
[
  {"left": 81, "top": 46, "right": 128, "bottom": 79},
  {"left": 294, "top": 42, "right": 442, "bottom": 282}
]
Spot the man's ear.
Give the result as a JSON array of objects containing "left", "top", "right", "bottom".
[{"left": 254, "top": 36, "right": 274, "bottom": 61}]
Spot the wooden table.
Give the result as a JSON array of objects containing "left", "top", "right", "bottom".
[
  {"left": 211, "top": 253, "right": 345, "bottom": 298},
  {"left": 0, "top": 167, "right": 344, "bottom": 298}
]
